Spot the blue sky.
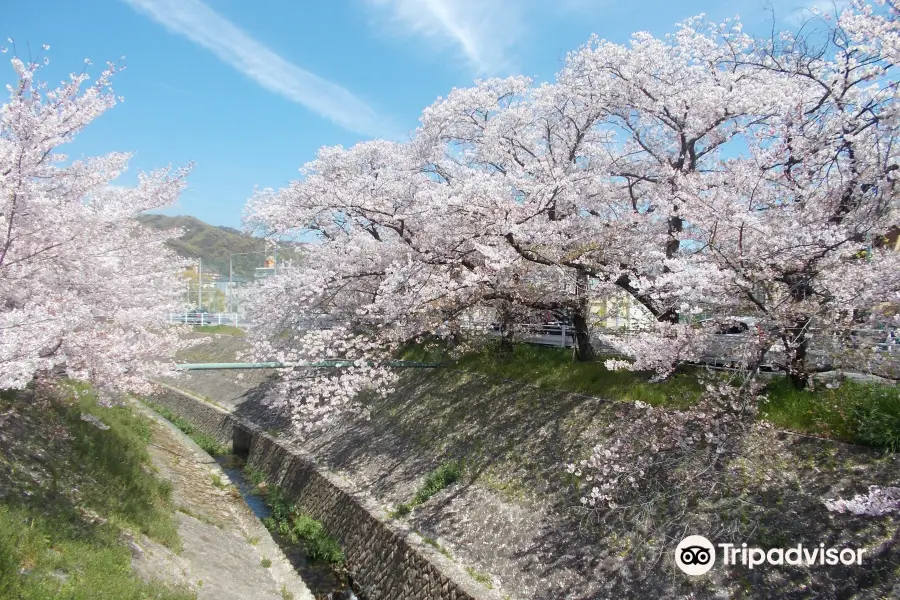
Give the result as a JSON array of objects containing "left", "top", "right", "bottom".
[{"left": 6, "top": 0, "right": 831, "bottom": 229}]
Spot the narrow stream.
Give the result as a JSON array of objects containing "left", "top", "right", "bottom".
[{"left": 215, "top": 455, "right": 359, "bottom": 600}]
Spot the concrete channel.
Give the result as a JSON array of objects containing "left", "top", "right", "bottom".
[{"left": 148, "top": 382, "right": 502, "bottom": 600}]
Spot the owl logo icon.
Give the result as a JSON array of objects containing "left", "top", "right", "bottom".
[{"left": 675, "top": 535, "right": 716, "bottom": 575}]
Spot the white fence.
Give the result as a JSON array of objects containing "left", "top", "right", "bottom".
[
  {"left": 463, "top": 321, "right": 900, "bottom": 372},
  {"left": 168, "top": 312, "right": 244, "bottom": 327},
  {"left": 168, "top": 312, "right": 900, "bottom": 372}
]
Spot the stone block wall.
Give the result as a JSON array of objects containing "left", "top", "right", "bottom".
[
  {"left": 150, "top": 383, "right": 233, "bottom": 445},
  {"left": 147, "top": 384, "right": 499, "bottom": 600}
]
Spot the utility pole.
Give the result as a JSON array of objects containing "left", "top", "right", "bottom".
[
  {"left": 198, "top": 257, "right": 202, "bottom": 311},
  {"left": 227, "top": 250, "right": 268, "bottom": 315}
]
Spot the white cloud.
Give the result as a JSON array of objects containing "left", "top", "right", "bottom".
[
  {"left": 365, "top": 0, "right": 525, "bottom": 75},
  {"left": 123, "top": 0, "right": 394, "bottom": 138}
]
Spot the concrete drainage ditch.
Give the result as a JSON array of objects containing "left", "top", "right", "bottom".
[
  {"left": 149, "top": 382, "right": 501, "bottom": 600},
  {"left": 215, "top": 454, "right": 359, "bottom": 599}
]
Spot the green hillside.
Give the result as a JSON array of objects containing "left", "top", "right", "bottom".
[{"left": 137, "top": 214, "right": 305, "bottom": 280}]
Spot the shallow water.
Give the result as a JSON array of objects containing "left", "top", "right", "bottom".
[{"left": 215, "top": 455, "right": 358, "bottom": 599}]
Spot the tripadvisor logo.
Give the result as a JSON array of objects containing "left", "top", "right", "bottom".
[
  {"left": 675, "top": 535, "right": 716, "bottom": 575},
  {"left": 675, "top": 535, "right": 867, "bottom": 575}
]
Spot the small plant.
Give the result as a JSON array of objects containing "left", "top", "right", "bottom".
[
  {"left": 243, "top": 465, "right": 268, "bottom": 489},
  {"left": 420, "top": 535, "right": 454, "bottom": 560},
  {"left": 260, "top": 485, "right": 345, "bottom": 566},
  {"left": 465, "top": 566, "right": 494, "bottom": 589},
  {"left": 413, "top": 460, "right": 462, "bottom": 505},
  {"left": 393, "top": 460, "right": 463, "bottom": 519},
  {"left": 211, "top": 474, "right": 226, "bottom": 489},
  {"left": 291, "top": 515, "right": 345, "bottom": 564},
  {"left": 261, "top": 557, "right": 272, "bottom": 568},
  {"left": 143, "top": 401, "right": 230, "bottom": 456},
  {"left": 280, "top": 585, "right": 295, "bottom": 600}
]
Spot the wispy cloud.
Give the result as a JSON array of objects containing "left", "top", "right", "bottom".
[
  {"left": 365, "top": 0, "right": 525, "bottom": 75},
  {"left": 783, "top": 0, "right": 850, "bottom": 26},
  {"left": 123, "top": 0, "right": 394, "bottom": 138}
]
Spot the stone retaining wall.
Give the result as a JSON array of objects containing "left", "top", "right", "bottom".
[{"left": 148, "top": 383, "right": 499, "bottom": 600}]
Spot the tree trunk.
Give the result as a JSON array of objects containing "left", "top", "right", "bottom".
[
  {"left": 497, "top": 304, "right": 514, "bottom": 354},
  {"left": 572, "top": 309, "right": 596, "bottom": 362},
  {"left": 787, "top": 321, "right": 810, "bottom": 390},
  {"left": 658, "top": 307, "right": 680, "bottom": 324},
  {"left": 785, "top": 273, "right": 814, "bottom": 390},
  {"left": 572, "top": 272, "right": 596, "bottom": 362}
]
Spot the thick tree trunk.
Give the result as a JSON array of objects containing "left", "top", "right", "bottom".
[
  {"left": 787, "top": 321, "right": 811, "bottom": 390},
  {"left": 572, "top": 272, "right": 596, "bottom": 362},
  {"left": 572, "top": 309, "right": 596, "bottom": 362}
]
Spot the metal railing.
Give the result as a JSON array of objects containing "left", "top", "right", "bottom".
[
  {"left": 167, "top": 312, "right": 900, "bottom": 372},
  {"left": 168, "top": 312, "right": 244, "bottom": 327},
  {"left": 461, "top": 320, "right": 900, "bottom": 369}
]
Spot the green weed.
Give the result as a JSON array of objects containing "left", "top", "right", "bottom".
[
  {"left": 143, "top": 401, "right": 230, "bottom": 456},
  {"left": 258, "top": 483, "right": 345, "bottom": 566},
  {"left": 193, "top": 325, "right": 245, "bottom": 336},
  {"left": 762, "top": 377, "right": 900, "bottom": 451},
  {"left": 465, "top": 566, "right": 494, "bottom": 589},
  {"left": 0, "top": 384, "right": 193, "bottom": 599},
  {"left": 392, "top": 460, "right": 463, "bottom": 517}
]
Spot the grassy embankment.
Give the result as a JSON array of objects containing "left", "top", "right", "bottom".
[
  {"left": 0, "top": 382, "right": 194, "bottom": 600},
  {"left": 406, "top": 342, "right": 900, "bottom": 451},
  {"left": 192, "top": 325, "right": 244, "bottom": 336}
]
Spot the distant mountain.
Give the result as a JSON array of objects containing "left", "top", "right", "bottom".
[{"left": 136, "top": 214, "right": 305, "bottom": 280}]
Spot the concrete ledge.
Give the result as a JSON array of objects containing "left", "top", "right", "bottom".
[{"left": 148, "top": 384, "right": 502, "bottom": 600}]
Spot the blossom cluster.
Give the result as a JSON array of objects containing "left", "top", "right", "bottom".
[
  {"left": 824, "top": 485, "right": 900, "bottom": 516},
  {"left": 570, "top": 376, "right": 763, "bottom": 509},
  {"left": 0, "top": 50, "right": 192, "bottom": 393},
  {"left": 244, "top": 4, "right": 900, "bottom": 434}
]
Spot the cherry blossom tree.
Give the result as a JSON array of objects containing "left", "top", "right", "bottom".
[
  {"left": 245, "top": 1, "right": 900, "bottom": 433},
  {"left": 624, "top": 3, "right": 900, "bottom": 387},
  {"left": 0, "top": 45, "right": 192, "bottom": 394}
]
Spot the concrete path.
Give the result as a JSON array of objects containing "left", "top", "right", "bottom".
[{"left": 130, "top": 400, "right": 314, "bottom": 600}]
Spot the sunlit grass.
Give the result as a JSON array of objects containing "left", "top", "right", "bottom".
[
  {"left": 404, "top": 340, "right": 900, "bottom": 451},
  {"left": 0, "top": 384, "right": 194, "bottom": 600},
  {"left": 391, "top": 460, "right": 462, "bottom": 517},
  {"left": 761, "top": 377, "right": 900, "bottom": 451},
  {"left": 193, "top": 325, "right": 244, "bottom": 336},
  {"left": 142, "top": 401, "right": 231, "bottom": 456},
  {"left": 417, "top": 342, "right": 703, "bottom": 408}
]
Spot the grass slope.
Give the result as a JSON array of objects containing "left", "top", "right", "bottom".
[
  {"left": 0, "top": 383, "right": 194, "bottom": 600},
  {"left": 408, "top": 342, "right": 900, "bottom": 451}
]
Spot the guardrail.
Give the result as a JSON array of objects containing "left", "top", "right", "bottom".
[
  {"left": 168, "top": 312, "right": 244, "bottom": 327},
  {"left": 170, "top": 313, "right": 900, "bottom": 372},
  {"left": 462, "top": 321, "right": 900, "bottom": 367}
]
